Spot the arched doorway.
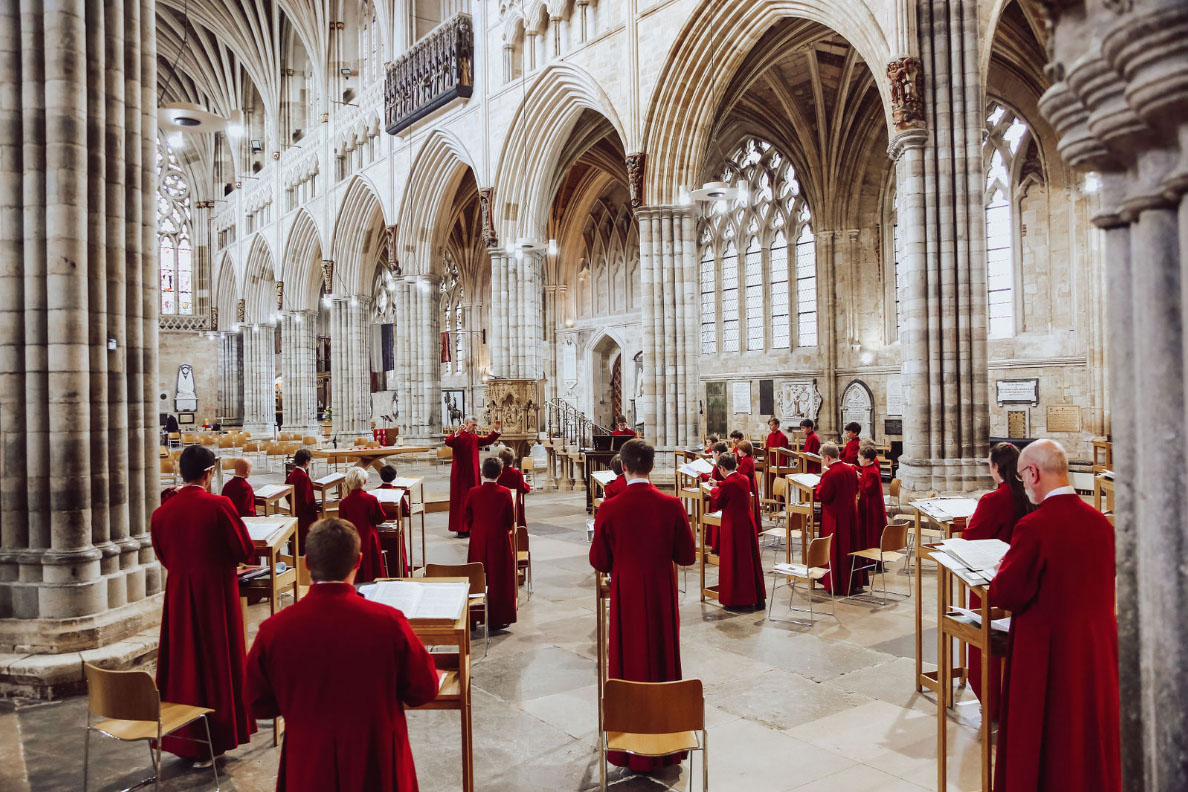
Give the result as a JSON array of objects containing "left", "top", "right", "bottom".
[{"left": 591, "top": 334, "right": 622, "bottom": 428}]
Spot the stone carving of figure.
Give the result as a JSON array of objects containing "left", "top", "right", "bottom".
[{"left": 175, "top": 364, "right": 198, "bottom": 412}]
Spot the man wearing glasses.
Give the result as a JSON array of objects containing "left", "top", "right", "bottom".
[
  {"left": 990, "top": 439, "right": 1120, "bottom": 792},
  {"left": 151, "top": 445, "right": 258, "bottom": 766}
]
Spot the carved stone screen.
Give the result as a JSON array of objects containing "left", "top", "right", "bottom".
[{"left": 840, "top": 380, "right": 874, "bottom": 439}]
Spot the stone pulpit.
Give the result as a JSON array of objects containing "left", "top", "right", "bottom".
[{"left": 484, "top": 379, "right": 542, "bottom": 459}]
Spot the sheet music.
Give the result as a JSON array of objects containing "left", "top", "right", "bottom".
[
  {"left": 947, "top": 606, "right": 1011, "bottom": 632},
  {"left": 254, "top": 484, "right": 289, "bottom": 499},
  {"left": 314, "top": 472, "right": 344, "bottom": 487},
  {"left": 372, "top": 488, "right": 407, "bottom": 504},
  {"left": 912, "top": 497, "right": 979, "bottom": 522},
  {"left": 591, "top": 470, "right": 617, "bottom": 486},
  {"left": 931, "top": 551, "right": 995, "bottom": 587},
  {"left": 800, "top": 452, "right": 822, "bottom": 462},
  {"left": 244, "top": 518, "right": 290, "bottom": 542},
  {"left": 389, "top": 477, "right": 422, "bottom": 490},
  {"left": 704, "top": 510, "right": 722, "bottom": 519},
  {"left": 938, "top": 537, "right": 1010, "bottom": 571},
  {"left": 366, "top": 580, "right": 469, "bottom": 621},
  {"left": 788, "top": 474, "right": 821, "bottom": 489},
  {"left": 678, "top": 458, "right": 715, "bottom": 477},
  {"left": 773, "top": 562, "right": 808, "bottom": 576}
]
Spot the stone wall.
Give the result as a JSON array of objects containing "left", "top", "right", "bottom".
[{"left": 156, "top": 332, "right": 221, "bottom": 428}]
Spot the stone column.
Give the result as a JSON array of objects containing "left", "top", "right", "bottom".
[
  {"left": 241, "top": 324, "right": 276, "bottom": 435},
  {"left": 411, "top": 275, "right": 441, "bottom": 438},
  {"left": 330, "top": 296, "right": 371, "bottom": 438},
  {"left": 891, "top": 0, "right": 991, "bottom": 493},
  {"left": 637, "top": 206, "right": 699, "bottom": 448},
  {"left": 280, "top": 311, "right": 317, "bottom": 434},
  {"left": 489, "top": 250, "right": 509, "bottom": 377},
  {"left": 0, "top": 0, "right": 162, "bottom": 654},
  {"left": 217, "top": 331, "right": 244, "bottom": 424},
  {"left": 1038, "top": 4, "right": 1188, "bottom": 787}
]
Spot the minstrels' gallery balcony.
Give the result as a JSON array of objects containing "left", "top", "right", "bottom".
[{"left": 385, "top": 13, "right": 474, "bottom": 135}]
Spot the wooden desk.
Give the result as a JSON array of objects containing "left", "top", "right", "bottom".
[
  {"left": 397, "top": 577, "right": 475, "bottom": 792},
  {"left": 784, "top": 473, "right": 821, "bottom": 561},
  {"left": 698, "top": 510, "right": 722, "bottom": 603},
  {"left": 764, "top": 447, "right": 797, "bottom": 501},
  {"left": 312, "top": 471, "right": 346, "bottom": 518},
  {"left": 1092, "top": 440, "right": 1113, "bottom": 474},
  {"left": 253, "top": 483, "right": 294, "bottom": 517},
  {"left": 376, "top": 519, "right": 406, "bottom": 577},
  {"left": 241, "top": 515, "right": 301, "bottom": 746},
  {"left": 932, "top": 546, "right": 1009, "bottom": 792},
  {"left": 1094, "top": 473, "right": 1115, "bottom": 521},
  {"left": 312, "top": 445, "right": 431, "bottom": 471},
  {"left": 581, "top": 450, "right": 614, "bottom": 513}
]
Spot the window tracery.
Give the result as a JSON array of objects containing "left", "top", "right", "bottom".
[
  {"left": 157, "top": 135, "right": 193, "bottom": 315},
  {"left": 699, "top": 137, "right": 816, "bottom": 355},
  {"left": 440, "top": 253, "right": 465, "bottom": 374},
  {"left": 984, "top": 103, "right": 1030, "bottom": 339}
]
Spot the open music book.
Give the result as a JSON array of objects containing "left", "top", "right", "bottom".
[
  {"left": 243, "top": 517, "right": 292, "bottom": 543},
  {"left": 372, "top": 488, "right": 407, "bottom": 504},
  {"left": 938, "top": 537, "right": 1010, "bottom": 571},
  {"left": 678, "top": 458, "right": 715, "bottom": 477},
  {"left": 254, "top": 484, "right": 290, "bottom": 499},
  {"left": 365, "top": 580, "right": 470, "bottom": 623},
  {"left": 591, "top": 469, "right": 617, "bottom": 487},
  {"left": 388, "top": 477, "right": 422, "bottom": 490},
  {"left": 787, "top": 473, "right": 821, "bottom": 489},
  {"left": 314, "top": 472, "right": 345, "bottom": 487}
]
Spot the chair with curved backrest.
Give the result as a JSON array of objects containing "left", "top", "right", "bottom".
[
  {"left": 758, "top": 477, "right": 803, "bottom": 562},
  {"left": 520, "top": 457, "right": 536, "bottom": 488},
  {"left": 301, "top": 435, "right": 319, "bottom": 448},
  {"left": 847, "top": 521, "right": 912, "bottom": 605},
  {"left": 515, "top": 526, "right": 532, "bottom": 601},
  {"left": 159, "top": 458, "right": 177, "bottom": 488},
  {"left": 423, "top": 561, "right": 490, "bottom": 656},
  {"left": 768, "top": 534, "right": 835, "bottom": 626},
  {"left": 599, "top": 679, "right": 707, "bottom": 792},
  {"left": 81, "top": 663, "right": 218, "bottom": 792}
]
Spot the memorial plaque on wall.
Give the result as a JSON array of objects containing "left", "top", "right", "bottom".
[
  {"left": 840, "top": 380, "right": 874, "bottom": 439},
  {"left": 1046, "top": 404, "right": 1082, "bottom": 433},
  {"left": 885, "top": 374, "right": 904, "bottom": 417},
  {"left": 884, "top": 419, "right": 903, "bottom": 436},
  {"left": 996, "top": 378, "right": 1039, "bottom": 405},
  {"left": 1007, "top": 409, "right": 1029, "bottom": 438},
  {"left": 732, "top": 380, "right": 751, "bottom": 414}
]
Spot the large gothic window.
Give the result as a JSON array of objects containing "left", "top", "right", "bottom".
[
  {"left": 440, "top": 254, "right": 465, "bottom": 375},
  {"left": 699, "top": 138, "right": 816, "bottom": 354},
  {"left": 984, "top": 104, "right": 1029, "bottom": 339},
  {"left": 157, "top": 136, "right": 193, "bottom": 315}
]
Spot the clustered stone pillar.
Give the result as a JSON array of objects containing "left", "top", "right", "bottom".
[
  {"left": 488, "top": 250, "right": 543, "bottom": 380},
  {"left": 241, "top": 325, "right": 276, "bottom": 435},
  {"left": 895, "top": 0, "right": 991, "bottom": 493},
  {"left": 1038, "top": 4, "right": 1188, "bottom": 787},
  {"left": 0, "top": 0, "right": 162, "bottom": 652},
  {"left": 330, "top": 297, "right": 371, "bottom": 439},
  {"left": 637, "top": 206, "right": 699, "bottom": 448},
  {"left": 280, "top": 311, "right": 317, "bottom": 434},
  {"left": 217, "top": 331, "right": 244, "bottom": 424},
  {"left": 393, "top": 276, "right": 441, "bottom": 438}
]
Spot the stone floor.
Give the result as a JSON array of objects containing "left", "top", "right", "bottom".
[{"left": 1, "top": 459, "right": 990, "bottom": 791}]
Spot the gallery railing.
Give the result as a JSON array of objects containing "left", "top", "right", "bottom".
[
  {"left": 385, "top": 13, "right": 474, "bottom": 135},
  {"left": 545, "top": 398, "right": 612, "bottom": 447}
]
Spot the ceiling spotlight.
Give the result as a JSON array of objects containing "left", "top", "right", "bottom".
[
  {"left": 690, "top": 181, "right": 738, "bottom": 202},
  {"left": 340, "top": 67, "right": 353, "bottom": 77},
  {"left": 250, "top": 139, "right": 263, "bottom": 153},
  {"left": 294, "top": 314, "right": 303, "bottom": 324},
  {"left": 547, "top": 239, "right": 558, "bottom": 256},
  {"left": 564, "top": 318, "right": 574, "bottom": 328},
  {"left": 167, "top": 131, "right": 185, "bottom": 149},
  {"left": 350, "top": 296, "right": 359, "bottom": 307}
]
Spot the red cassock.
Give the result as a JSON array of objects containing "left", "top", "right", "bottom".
[
  {"left": 496, "top": 465, "right": 531, "bottom": 526},
  {"left": 602, "top": 475, "right": 627, "bottom": 501},
  {"left": 590, "top": 482, "right": 696, "bottom": 771},
  {"left": 963, "top": 481, "right": 1019, "bottom": 722},
  {"left": 840, "top": 438, "right": 860, "bottom": 465},
  {"left": 376, "top": 483, "right": 410, "bottom": 577},
  {"left": 708, "top": 472, "right": 766, "bottom": 607},
  {"left": 150, "top": 486, "right": 257, "bottom": 758},
  {"left": 989, "top": 494, "right": 1120, "bottom": 792},
  {"left": 220, "top": 476, "right": 257, "bottom": 517},
  {"left": 765, "top": 430, "right": 790, "bottom": 450},
  {"left": 737, "top": 454, "right": 762, "bottom": 532},
  {"left": 855, "top": 463, "right": 887, "bottom": 550},
  {"left": 464, "top": 482, "right": 517, "bottom": 627},
  {"left": 611, "top": 428, "right": 637, "bottom": 437},
  {"left": 803, "top": 432, "right": 822, "bottom": 473},
  {"left": 444, "top": 429, "right": 501, "bottom": 535},
  {"left": 339, "top": 490, "right": 388, "bottom": 584},
  {"left": 245, "top": 583, "right": 439, "bottom": 792},
  {"left": 764, "top": 431, "right": 790, "bottom": 494},
  {"left": 285, "top": 466, "right": 318, "bottom": 553},
  {"left": 816, "top": 462, "right": 866, "bottom": 595}
]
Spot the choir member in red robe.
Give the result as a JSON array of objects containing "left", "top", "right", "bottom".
[
  {"left": 220, "top": 457, "right": 257, "bottom": 517},
  {"left": 444, "top": 416, "right": 501, "bottom": 536},
  {"left": 962, "top": 442, "right": 1033, "bottom": 724},
  {"left": 375, "top": 465, "right": 410, "bottom": 577},
  {"left": 611, "top": 414, "right": 637, "bottom": 437},
  {"left": 799, "top": 419, "right": 821, "bottom": 473},
  {"left": 703, "top": 434, "right": 720, "bottom": 455},
  {"left": 855, "top": 446, "right": 887, "bottom": 550},
  {"left": 765, "top": 417, "right": 790, "bottom": 452},
  {"left": 736, "top": 440, "right": 762, "bottom": 533},
  {"left": 465, "top": 457, "right": 518, "bottom": 628},
  {"left": 338, "top": 467, "right": 387, "bottom": 583},
  {"left": 151, "top": 445, "right": 256, "bottom": 760},
  {"left": 991, "top": 439, "right": 1119, "bottom": 792},
  {"left": 840, "top": 422, "right": 862, "bottom": 465},
  {"left": 496, "top": 448, "right": 531, "bottom": 526},
  {"left": 708, "top": 453, "right": 766, "bottom": 607},
  {"left": 286, "top": 448, "right": 319, "bottom": 553},
  {"left": 602, "top": 455, "right": 627, "bottom": 501},
  {"left": 377, "top": 464, "right": 410, "bottom": 520},
  {"left": 590, "top": 439, "right": 696, "bottom": 771},
  {"left": 816, "top": 443, "right": 866, "bottom": 595},
  {"left": 728, "top": 429, "right": 744, "bottom": 451},
  {"left": 246, "top": 518, "right": 439, "bottom": 792}
]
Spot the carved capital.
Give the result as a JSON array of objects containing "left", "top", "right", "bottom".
[
  {"left": 386, "top": 224, "right": 399, "bottom": 275},
  {"left": 478, "top": 188, "right": 498, "bottom": 248},
  {"left": 886, "top": 57, "right": 925, "bottom": 131},
  {"left": 626, "top": 153, "right": 646, "bottom": 210},
  {"left": 275, "top": 280, "right": 284, "bottom": 310},
  {"left": 235, "top": 299, "right": 245, "bottom": 324},
  {"left": 210, "top": 306, "right": 219, "bottom": 331}
]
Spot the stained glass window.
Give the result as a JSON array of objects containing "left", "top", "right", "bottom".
[
  {"left": 984, "top": 103, "right": 1029, "bottom": 339},
  {"left": 440, "top": 254, "right": 465, "bottom": 374},
  {"left": 157, "top": 136, "right": 193, "bottom": 315}
]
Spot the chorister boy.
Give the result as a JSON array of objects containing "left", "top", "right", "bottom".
[
  {"left": 840, "top": 422, "right": 862, "bottom": 464},
  {"left": 799, "top": 419, "right": 822, "bottom": 473},
  {"left": 221, "top": 457, "right": 257, "bottom": 517},
  {"left": 465, "top": 457, "right": 518, "bottom": 629}
]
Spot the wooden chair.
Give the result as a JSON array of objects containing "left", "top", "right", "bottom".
[
  {"left": 884, "top": 478, "right": 902, "bottom": 509},
  {"left": 424, "top": 562, "right": 490, "bottom": 656},
  {"left": 600, "top": 679, "right": 707, "bottom": 792},
  {"left": 81, "top": 663, "right": 219, "bottom": 792},
  {"left": 217, "top": 436, "right": 234, "bottom": 455},
  {"left": 436, "top": 446, "right": 453, "bottom": 465},
  {"left": 353, "top": 437, "right": 370, "bottom": 446},
  {"left": 768, "top": 535, "right": 835, "bottom": 626},
  {"left": 521, "top": 456, "right": 536, "bottom": 488},
  {"left": 758, "top": 477, "right": 802, "bottom": 562},
  {"left": 158, "top": 458, "right": 177, "bottom": 488},
  {"left": 181, "top": 433, "right": 196, "bottom": 446},
  {"left": 515, "top": 525, "right": 532, "bottom": 601},
  {"left": 199, "top": 435, "right": 216, "bottom": 447},
  {"left": 166, "top": 431, "right": 181, "bottom": 450},
  {"left": 847, "top": 521, "right": 912, "bottom": 605},
  {"left": 242, "top": 441, "right": 262, "bottom": 466},
  {"left": 301, "top": 435, "right": 319, "bottom": 448}
]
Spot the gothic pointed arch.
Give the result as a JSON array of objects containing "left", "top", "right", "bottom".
[
  {"left": 332, "top": 175, "right": 389, "bottom": 297},
  {"left": 396, "top": 128, "right": 483, "bottom": 277},
  {"left": 282, "top": 209, "right": 325, "bottom": 311},
  {"left": 243, "top": 234, "right": 277, "bottom": 324}
]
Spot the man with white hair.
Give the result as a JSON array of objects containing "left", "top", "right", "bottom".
[
  {"left": 989, "top": 438, "right": 1120, "bottom": 791},
  {"left": 444, "top": 415, "right": 501, "bottom": 537}
]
